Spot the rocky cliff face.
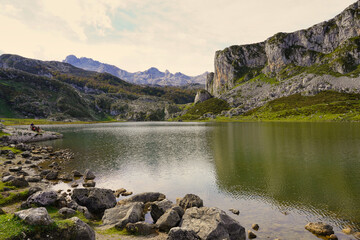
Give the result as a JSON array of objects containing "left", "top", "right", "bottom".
[
  {"left": 207, "top": 1, "right": 360, "bottom": 96},
  {"left": 64, "top": 55, "right": 207, "bottom": 86}
]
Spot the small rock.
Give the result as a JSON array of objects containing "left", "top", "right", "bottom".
[
  {"left": 40, "top": 169, "right": 51, "bottom": 177},
  {"left": 14, "top": 207, "right": 53, "bottom": 225},
  {"left": 83, "top": 169, "right": 95, "bottom": 180},
  {"left": 16, "top": 161, "right": 22, "bottom": 165},
  {"left": 252, "top": 223, "right": 260, "bottom": 231},
  {"left": 4, "top": 160, "right": 13, "bottom": 165},
  {"left": 29, "top": 187, "right": 43, "bottom": 195},
  {"left": 25, "top": 176, "right": 41, "bottom": 182},
  {"left": 45, "top": 170, "right": 58, "bottom": 180},
  {"left": 305, "top": 222, "right": 334, "bottom": 236},
  {"left": 9, "top": 166, "right": 22, "bottom": 172},
  {"left": 59, "top": 173, "right": 73, "bottom": 181},
  {"left": 121, "top": 191, "right": 132, "bottom": 196},
  {"left": 72, "top": 170, "right": 83, "bottom": 177},
  {"left": 342, "top": 227, "right": 353, "bottom": 234},
  {"left": 58, "top": 207, "right": 77, "bottom": 218},
  {"left": 178, "top": 194, "right": 203, "bottom": 210},
  {"left": 114, "top": 188, "right": 127, "bottom": 197},
  {"left": 71, "top": 182, "right": 79, "bottom": 188},
  {"left": 24, "top": 159, "right": 32, "bottom": 164},
  {"left": 2, "top": 175, "right": 15, "bottom": 182},
  {"left": 229, "top": 208, "right": 240, "bottom": 215},
  {"left": 21, "top": 151, "right": 32, "bottom": 158},
  {"left": 83, "top": 180, "right": 96, "bottom": 188},
  {"left": 8, "top": 177, "right": 29, "bottom": 188},
  {"left": 248, "top": 230, "right": 257, "bottom": 239},
  {"left": 328, "top": 234, "right": 338, "bottom": 240},
  {"left": 2, "top": 172, "right": 10, "bottom": 177}
]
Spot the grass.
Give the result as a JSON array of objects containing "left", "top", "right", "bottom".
[
  {"left": 0, "top": 118, "right": 118, "bottom": 126},
  {"left": 46, "top": 206, "right": 102, "bottom": 227},
  {"left": 96, "top": 227, "right": 130, "bottom": 236},
  {"left": 0, "top": 182, "right": 16, "bottom": 192},
  {"left": 0, "top": 130, "right": 10, "bottom": 137},
  {"left": 0, "top": 146, "right": 22, "bottom": 154},
  {"left": 0, "top": 190, "right": 29, "bottom": 207}
]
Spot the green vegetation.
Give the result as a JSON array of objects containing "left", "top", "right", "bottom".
[
  {"left": 237, "top": 91, "right": 360, "bottom": 121},
  {"left": 0, "top": 130, "right": 10, "bottom": 137},
  {"left": 0, "top": 118, "right": 117, "bottom": 126},
  {"left": 0, "top": 182, "right": 16, "bottom": 192},
  {"left": 0, "top": 146, "right": 22, "bottom": 154},
  {"left": 46, "top": 206, "right": 101, "bottom": 227},
  {"left": 0, "top": 190, "right": 29, "bottom": 207},
  {"left": 177, "top": 98, "right": 230, "bottom": 120},
  {"left": 96, "top": 227, "right": 130, "bottom": 236}
]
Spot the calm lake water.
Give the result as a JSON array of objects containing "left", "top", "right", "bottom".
[{"left": 39, "top": 122, "right": 360, "bottom": 239}]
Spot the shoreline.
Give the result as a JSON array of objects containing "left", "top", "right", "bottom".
[{"left": 1, "top": 125, "right": 360, "bottom": 240}]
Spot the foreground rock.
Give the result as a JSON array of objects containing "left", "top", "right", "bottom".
[
  {"left": 156, "top": 207, "right": 183, "bottom": 232},
  {"left": 72, "top": 188, "right": 116, "bottom": 215},
  {"left": 150, "top": 199, "right": 173, "bottom": 222},
  {"left": 305, "top": 222, "right": 334, "bottom": 236},
  {"left": 118, "top": 192, "right": 166, "bottom": 205},
  {"left": 4, "top": 127, "right": 63, "bottom": 143},
  {"left": 178, "top": 194, "right": 203, "bottom": 210},
  {"left": 14, "top": 207, "right": 53, "bottom": 225},
  {"left": 102, "top": 202, "right": 144, "bottom": 229},
  {"left": 65, "top": 217, "right": 96, "bottom": 240},
  {"left": 25, "top": 190, "right": 58, "bottom": 207},
  {"left": 167, "top": 227, "right": 201, "bottom": 240},
  {"left": 126, "top": 222, "right": 157, "bottom": 236},
  {"left": 180, "top": 207, "right": 246, "bottom": 240}
]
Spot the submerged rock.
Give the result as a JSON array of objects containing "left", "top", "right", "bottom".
[
  {"left": 180, "top": 207, "right": 246, "bottom": 240},
  {"left": 305, "top": 222, "right": 334, "bottom": 236},
  {"left": 15, "top": 207, "right": 53, "bottom": 225}
]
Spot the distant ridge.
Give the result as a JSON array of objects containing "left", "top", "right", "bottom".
[{"left": 64, "top": 55, "right": 207, "bottom": 86}]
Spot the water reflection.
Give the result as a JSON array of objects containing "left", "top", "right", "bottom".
[{"left": 211, "top": 122, "right": 360, "bottom": 230}]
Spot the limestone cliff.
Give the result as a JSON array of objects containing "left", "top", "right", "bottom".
[{"left": 207, "top": 1, "right": 360, "bottom": 97}]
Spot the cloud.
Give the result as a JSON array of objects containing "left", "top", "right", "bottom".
[{"left": 0, "top": 0, "right": 356, "bottom": 75}]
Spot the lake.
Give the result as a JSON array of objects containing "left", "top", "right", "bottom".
[{"left": 39, "top": 122, "right": 360, "bottom": 239}]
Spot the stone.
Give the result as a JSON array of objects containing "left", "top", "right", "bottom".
[
  {"left": 178, "top": 194, "right": 203, "bottom": 210},
  {"left": 8, "top": 177, "right": 29, "bottom": 188},
  {"left": 167, "top": 227, "right": 201, "bottom": 240},
  {"left": 252, "top": 223, "right": 259, "bottom": 231},
  {"left": 77, "top": 206, "right": 94, "bottom": 220},
  {"left": 83, "top": 169, "right": 95, "bottom": 180},
  {"left": 102, "top": 202, "right": 144, "bottom": 229},
  {"left": 72, "top": 170, "right": 83, "bottom": 177},
  {"left": 118, "top": 192, "right": 166, "bottom": 205},
  {"left": 248, "top": 230, "right": 257, "bottom": 239},
  {"left": 305, "top": 222, "right": 334, "bottom": 236},
  {"left": 40, "top": 169, "right": 51, "bottom": 177},
  {"left": 194, "top": 90, "right": 212, "bottom": 104},
  {"left": 28, "top": 186, "right": 43, "bottom": 195},
  {"left": 2, "top": 172, "right": 10, "bottom": 177},
  {"left": 21, "top": 151, "right": 32, "bottom": 158},
  {"left": 2, "top": 175, "right": 15, "bottom": 182},
  {"left": 180, "top": 207, "right": 246, "bottom": 240},
  {"left": 9, "top": 166, "right": 22, "bottom": 172},
  {"left": 14, "top": 207, "right": 53, "bottom": 225},
  {"left": 121, "top": 191, "right": 132, "bottom": 196},
  {"left": 45, "top": 170, "right": 58, "bottom": 180},
  {"left": 59, "top": 207, "right": 77, "bottom": 218},
  {"left": 229, "top": 208, "right": 240, "bottom": 215},
  {"left": 156, "top": 207, "right": 181, "bottom": 232},
  {"left": 150, "top": 199, "right": 173, "bottom": 222},
  {"left": 4, "top": 160, "right": 12, "bottom": 164},
  {"left": 72, "top": 188, "right": 116, "bottom": 215},
  {"left": 114, "top": 188, "right": 127, "bottom": 197},
  {"left": 26, "top": 190, "right": 58, "bottom": 207},
  {"left": 83, "top": 180, "right": 96, "bottom": 188},
  {"left": 67, "top": 217, "right": 95, "bottom": 240},
  {"left": 24, "top": 159, "right": 32, "bottom": 164},
  {"left": 59, "top": 173, "right": 73, "bottom": 181},
  {"left": 126, "top": 222, "right": 157, "bottom": 236},
  {"left": 71, "top": 182, "right": 79, "bottom": 188},
  {"left": 25, "top": 175, "right": 41, "bottom": 182},
  {"left": 342, "top": 227, "right": 353, "bottom": 234},
  {"left": 328, "top": 234, "right": 338, "bottom": 240}
]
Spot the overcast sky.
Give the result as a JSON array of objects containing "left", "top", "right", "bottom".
[{"left": 0, "top": 0, "right": 356, "bottom": 75}]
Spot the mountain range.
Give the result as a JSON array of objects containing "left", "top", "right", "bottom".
[{"left": 63, "top": 55, "right": 207, "bottom": 87}]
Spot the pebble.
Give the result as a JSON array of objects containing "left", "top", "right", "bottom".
[
  {"left": 252, "top": 223, "right": 259, "bottom": 231},
  {"left": 229, "top": 208, "right": 240, "bottom": 215},
  {"left": 248, "top": 230, "right": 257, "bottom": 239}
]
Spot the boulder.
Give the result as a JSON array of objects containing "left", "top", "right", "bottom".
[
  {"left": 178, "top": 194, "right": 203, "bottom": 210},
  {"left": 305, "top": 222, "right": 334, "bottom": 236},
  {"left": 45, "top": 170, "right": 59, "bottom": 180},
  {"left": 26, "top": 190, "right": 58, "bottom": 207},
  {"left": 2, "top": 175, "right": 15, "bottom": 182},
  {"left": 83, "top": 169, "right": 95, "bottom": 180},
  {"left": 102, "top": 202, "right": 144, "bottom": 229},
  {"left": 167, "top": 227, "right": 201, "bottom": 240},
  {"left": 118, "top": 192, "right": 166, "bottom": 205},
  {"left": 9, "top": 166, "right": 22, "bottom": 172},
  {"left": 72, "top": 188, "right": 116, "bottom": 215},
  {"left": 40, "top": 169, "right": 51, "bottom": 177},
  {"left": 126, "top": 222, "right": 157, "bottom": 236},
  {"left": 25, "top": 175, "right": 41, "bottom": 182},
  {"left": 14, "top": 207, "right": 53, "bottom": 225},
  {"left": 194, "top": 90, "right": 212, "bottom": 104},
  {"left": 156, "top": 207, "right": 182, "bottom": 232},
  {"left": 72, "top": 170, "right": 83, "bottom": 177},
  {"left": 21, "top": 151, "right": 32, "bottom": 158},
  {"left": 59, "top": 173, "right": 73, "bottom": 181},
  {"left": 180, "top": 207, "right": 246, "bottom": 240},
  {"left": 8, "top": 177, "right": 29, "bottom": 188},
  {"left": 77, "top": 206, "right": 94, "bottom": 220},
  {"left": 67, "top": 217, "right": 95, "bottom": 240},
  {"left": 150, "top": 199, "right": 173, "bottom": 222},
  {"left": 28, "top": 186, "right": 43, "bottom": 196},
  {"left": 59, "top": 207, "right": 77, "bottom": 218}
]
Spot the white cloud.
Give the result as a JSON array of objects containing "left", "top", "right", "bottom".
[{"left": 0, "top": 0, "right": 356, "bottom": 75}]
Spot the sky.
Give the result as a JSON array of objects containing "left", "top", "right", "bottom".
[{"left": 0, "top": 0, "right": 356, "bottom": 76}]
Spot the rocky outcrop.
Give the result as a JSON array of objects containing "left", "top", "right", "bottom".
[
  {"left": 207, "top": 1, "right": 360, "bottom": 97},
  {"left": 72, "top": 188, "right": 116, "bottom": 215},
  {"left": 194, "top": 90, "right": 212, "bottom": 104},
  {"left": 180, "top": 207, "right": 246, "bottom": 240}
]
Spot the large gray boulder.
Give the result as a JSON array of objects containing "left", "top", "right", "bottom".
[
  {"left": 72, "top": 188, "right": 116, "bottom": 215},
  {"left": 26, "top": 191, "right": 58, "bottom": 207},
  {"left": 150, "top": 199, "right": 173, "bottom": 222},
  {"left": 167, "top": 227, "right": 201, "bottom": 240},
  {"left": 194, "top": 90, "right": 212, "bottom": 104},
  {"left": 14, "top": 207, "right": 53, "bottom": 225},
  {"left": 178, "top": 194, "right": 203, "bottom": 210},
  {"left": 8, "top": 177, "right": 29, "bottom": 188},
  {"left": 67, "top": 217, "right": 95, "bottom": 240},
  {"left": 118, "top": 192, "right": 166, "bottom": 205},
  {"left": 305, "top": 222, "right": 334, "bottom": 236},
  {"left": 156, "top": 207, "right": 182, "bottom": 232},
  {"left": 102, "top": 202, "right": 144, "bottom": 229},
  {"left": 180, "top": 207, "right": 246, "bottom": 240}
]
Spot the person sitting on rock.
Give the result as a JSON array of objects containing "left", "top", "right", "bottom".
[{"left": 30, "top": 123, "right": 41, "bottom": 133}]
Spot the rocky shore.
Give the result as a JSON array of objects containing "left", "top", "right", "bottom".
[{"left": 1, "top": 123, "right": 360, "bottom": 240}]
